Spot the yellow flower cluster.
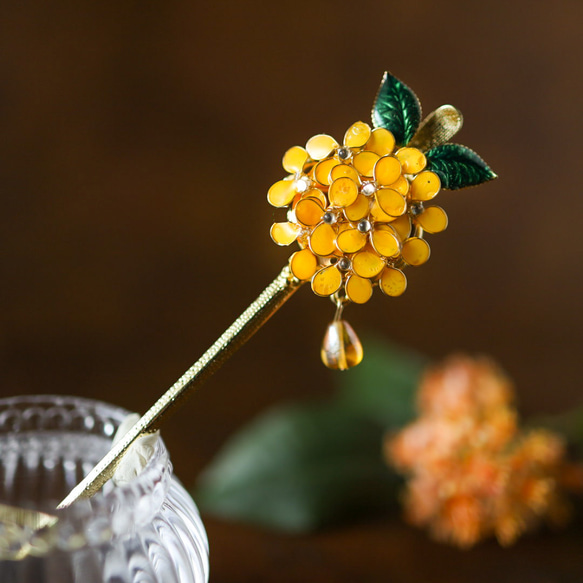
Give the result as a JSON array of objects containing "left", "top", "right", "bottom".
[
  {"left": 386, "top": 355, "right": 568, "bottom": 548},
  {"left": 268, "top": 122, "right": 447, "bottom": 304}
]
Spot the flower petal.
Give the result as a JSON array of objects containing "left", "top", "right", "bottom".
[
  {"left": 365, "top": 127, "right": 395, "bottom": 156},
  {"left": 336, "top": 228, "right": 367, "bottom": 254},
  {"left": 306, "top": 134, "right": 338, "bottom": 160},
  {"left": 290, "top": 248, "right": 318, "bottom": 280},
  {"left": 299, "top": 188, "right": 327, "bottom": 208},
  {"left": 267, "top": 179, "right": 296, "bottom": 208},
  {"left": 282, "top": 146, "right": 309, "bottom": 174},
  {"left": 387, "top": 174, "right": 409, "bottom": 195},
  {"left": 330, "top": 163, "right": 360, "bottom": 183},
  {"left": 401, "top": 237, "right": 431, "bottom": 266},
  {"left": 370, "top": 200, "right": 396, "bottom": 222},
  {"left": 353, "top": 151, "right": 379, "bottom": 177},
  {"left": 396, "top": 147, "right": 427, "bottom": 174},
  {"left": 295, "top": 197, "right": 325, "bottom": 226},
  {"left": 314, "top": 157, "right": 340, "bottom": 186},
  {"left": 380, "top": 267, "right": 407, "bottom": 296},
  {"left": 371, "top": 225, "right": 401, "bottom": 258},
  {"left": 416, "top": 206, "right": 448, "bottom": 234},
  {"left": 309, "top": 222, "right": 337, "bottom": 256},
  {"left": 270, "top": 222, "right": 301, "bottom": 246},
  {"left": 344, "top": 193, "right": 370, "bottom": 222},
  {"left": 311, "top": 265, "right": 342, "bottom": 297},
  {"left": 374, "top": 155, "right": 402, "bottom": 186},
  {"left": 329, "top": 176, "right": 359, "bottom": 208},
  {"left": 410, "top": 171, "right": 441, "bottom": 201},
  {"left": 345, "top": 274, "right": 373, "bottom": 304},
  {"left": 344, "top": 121, "right": 372, "bottom": 148},
  {"left": 391, "top": 214, "right": 413, "bottom": 241},
  {"left": 353, "top": 249, "right": 385, "bottom": 278},
  {"left": 375, "top": 188, "right": 407, "bottom": 217}
]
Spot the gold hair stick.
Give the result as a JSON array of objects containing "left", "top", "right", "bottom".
[{"left": 59, "top": 266, "right": 301, "bottom": 508}]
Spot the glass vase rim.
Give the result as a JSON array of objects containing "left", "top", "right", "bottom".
[{"left": 0, "top": 394, "right": 173, "bottom": 554}]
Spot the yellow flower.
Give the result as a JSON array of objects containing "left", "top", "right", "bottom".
[{"left": 268, "top": 121, "right": 444, "bottom": 304}]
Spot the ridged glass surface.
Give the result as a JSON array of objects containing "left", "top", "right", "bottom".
[{"left": 0, "top": 395, "right": 209, "bottom": 583}]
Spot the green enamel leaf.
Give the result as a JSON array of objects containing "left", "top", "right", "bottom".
[
  {"left": 371, "top": 72, "right": 422, "bottom": 146},
  {"left": 425, "top": 144, "right": 497, "bottom": 190}
]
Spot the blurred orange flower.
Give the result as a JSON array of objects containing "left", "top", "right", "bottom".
[{"left": 386, "top": 355, "right": 569, "bottom": 548}]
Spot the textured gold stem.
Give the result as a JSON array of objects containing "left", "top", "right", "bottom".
[{"left": 58, "top": 265, "right": 301, "bottom": 508}]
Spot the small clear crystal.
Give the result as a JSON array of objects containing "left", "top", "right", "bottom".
[
  {"left": 362, "top": 182, "right": 376, "bottom": 196},
  {"left": 338, "top": 257, "right": 351, "bottom": 271},
  {"left": 295, "top": 176, "right": 310, "bottom": 193},
  {"left": 357, "top": 219, "right": 371, "bottom": 233},
  {"left": 410, "top": 202, "right": 424, "bottom": 216},
  {"left": 323, "top": 212, "right": 336, "bottom": 225},
  {"left": 337, "top": 147, "right": 352, "bottom": 161}
]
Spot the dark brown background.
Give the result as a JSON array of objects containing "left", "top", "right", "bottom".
[{"left": 1, "top": 2, "right": 582, "bottom": 581}]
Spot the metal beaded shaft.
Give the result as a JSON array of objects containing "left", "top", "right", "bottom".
[{"left": 58, "top": 266, "right": 301, "bottom": 509}]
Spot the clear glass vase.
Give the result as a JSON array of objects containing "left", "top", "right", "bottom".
[{"left": 0, "top": 395, "right": 209, "bottom": 583}]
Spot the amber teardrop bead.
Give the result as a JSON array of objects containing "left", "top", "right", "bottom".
[{"left": 320, "top": 320, "right": 364, "bottom": 370}]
